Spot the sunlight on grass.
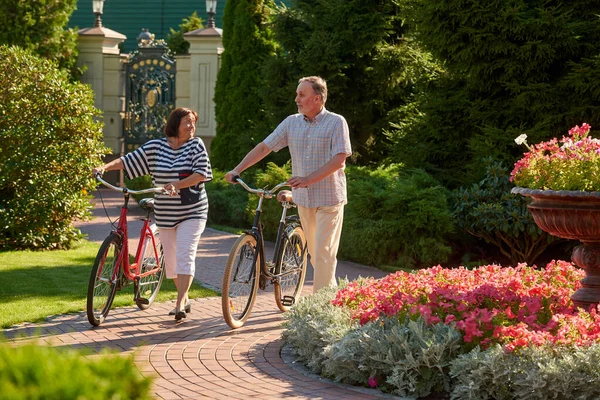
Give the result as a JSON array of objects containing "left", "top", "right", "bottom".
[{"left": 0, "top": 240, "right": 217, "bottom": 329}]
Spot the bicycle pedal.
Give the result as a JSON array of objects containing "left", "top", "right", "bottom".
[
  {"left": 136, "top": 297, "right": 150, "bottom": 305},
  {"left": 281, "top": 295, "right": 295, "bottom": 307}
]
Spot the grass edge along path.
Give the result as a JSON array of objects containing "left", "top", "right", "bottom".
[{"left": 0, "top": 239, "right": 217, "bottom": 329}]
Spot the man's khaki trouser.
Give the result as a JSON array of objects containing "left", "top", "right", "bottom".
[{"left": 297, "top": 202, "right": 345, "bottom": 293}]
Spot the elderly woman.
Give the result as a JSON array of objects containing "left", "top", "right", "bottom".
[{"left": 93, "top": 107, "right": 212, "bottom": 321}]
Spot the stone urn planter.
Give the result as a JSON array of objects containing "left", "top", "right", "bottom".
[{"left": 512, "top": 187, "right": 600, "bottom": 309}]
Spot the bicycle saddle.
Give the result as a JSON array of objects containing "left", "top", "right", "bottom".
[
  {"left": 139, "top": 198, "right": 155, "bottom": 211},
  {"left": 277, "top": 190, "right": 294, "bottom": 203}
]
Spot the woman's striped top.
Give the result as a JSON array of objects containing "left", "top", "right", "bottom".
[{"left": 121, "top": 137, "right": 213, "bottom": 228}]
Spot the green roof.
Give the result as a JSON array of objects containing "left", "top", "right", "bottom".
[{"left": 69, "top": 0, "right": 226, "bottom": 53}]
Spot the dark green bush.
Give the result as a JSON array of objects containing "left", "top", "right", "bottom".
[
  {"left": 0, "top": 341, "right": 153, "bottom": 399},
  {"left": 125, "top": 175, "right": 154, "bottom": 202},
  {"left": 206, "top": 169, "right": 250, "bottom": 228},
  {"left": 0, "top": 45, "right": 107, "bottom": 250},
  {"left": 340, "top": 165, "right": 454, "bottom": 269},
  {"left": 451, "top": 157, "right": 558, "bottom": 265}
]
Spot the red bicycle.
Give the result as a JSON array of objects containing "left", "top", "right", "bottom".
[{"left": 87, "top": 173, "right": 167, "bottom": 326}]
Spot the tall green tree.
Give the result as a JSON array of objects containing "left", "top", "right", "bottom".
[
  {"left": 0, "top": 0, "right": 81, "bottom": 79},
  {"left": 263, "top": 0, "right": 441, "bottom": 164},
  {"left": 211, "top": 0, "right": 278, "bottom": 170},
  {"left": 167, "top": 12, "right": 204, "bottom": 55},
  {"left": 391, "top": 0, "right": 600, "bottom": 188}
]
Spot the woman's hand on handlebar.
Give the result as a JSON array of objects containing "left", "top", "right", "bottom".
[
  {"left": 92, "top": 167, "right": 105, "bottom": 177},
  {"left": 163, "top": 182, "right": 179, "bottom": 197}
]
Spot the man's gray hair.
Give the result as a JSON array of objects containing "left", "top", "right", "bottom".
[{"left": 299, "top": 76, "right": 327, "bottom": 104}]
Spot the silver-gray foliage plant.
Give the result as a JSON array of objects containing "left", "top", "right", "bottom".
[
  {"left": 281, "top": 281, "right": 356, "bottom": 374},
  {"left": 283, "top": 279, "right": 600, "bottom": 399},
  {"left": 450, "top": 343, "right": 600, "bottom": 400},
  {"left": 323, "top": 317, "right": 463, "bottom": 398}
]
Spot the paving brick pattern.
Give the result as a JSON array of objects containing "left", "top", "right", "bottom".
[{"left": 3, "top": 189, "right": 404, "bottom": 400}]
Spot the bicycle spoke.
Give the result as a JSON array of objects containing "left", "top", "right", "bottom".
[
  {"left": 87, "top": 234, "right": 121, "bottom": 326},
  {"left": 222, "top": 235, "right": 259, "bottom": 329},
  {"left": 135, "top": 226, "right": 165, "bottom": 310},
  {"left": 274, "top": 226, "right": 307, "bottom": 312}
]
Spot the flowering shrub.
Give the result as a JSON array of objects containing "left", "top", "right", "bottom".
[
  {"left": 332, "top": 261, "right": 600, "bottom": 351},
  {"left": 510, "top": 123, "right": 600, "bottom": 191}
]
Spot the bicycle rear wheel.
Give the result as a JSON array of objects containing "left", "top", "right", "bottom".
[
  {"left": 134, "top": 224, "right": 165, "bottom": 310},
  {"left": 221, "top": 234, "right": 260, "bottom": 329},
  {"left": 274, "top": 226, "right": 307, "bottom": 312},
  {"left": 87, "top": 233, "right": 121, "bottom": 326}
]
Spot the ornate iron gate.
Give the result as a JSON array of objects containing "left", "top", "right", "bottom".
[{"left": 124, "top": 39, "right": 176, "bottom": 153}]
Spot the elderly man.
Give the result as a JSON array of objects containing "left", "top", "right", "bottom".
[{"left": 225, "top": 76, "right": 352, "bottom": 292}]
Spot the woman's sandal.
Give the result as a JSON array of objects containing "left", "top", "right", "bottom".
[
  {"left": 175, "top": 310, "right": 186, "bottom": 321},
  {"left": 169, "top": 300, "right": 191, "bottom": 316}
]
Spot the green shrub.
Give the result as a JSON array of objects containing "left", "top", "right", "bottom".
[
  {"left": 451, "top": 157, "right": 559, "bottom": 265},
  {"left": 340, "top": 165, "right": 454, "bottom": 269},
  {"left": 124, "top": 175, "right": 154, "bottom": 202},
  {"left": 0, "top": 0, "right": 82, "bottom": 79},
  {"left": 450, "top": 344, "right": 600, "bottom": 400},
  {"left": 0, "top": 45, "right": 107, "bottom": 250},
  {"left": 0, "top": 341, "right": 153, "bottom": 399},
  {"left": 206, "top": 169, "right": 250, "bottom": 228}
]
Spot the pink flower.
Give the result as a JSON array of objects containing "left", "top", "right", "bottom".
[
  {"left": 512, "top": 123, "right": 600, "bottom": 191},
  {"left": 368, "top": 376, "right": 378, "bottom": 388}
]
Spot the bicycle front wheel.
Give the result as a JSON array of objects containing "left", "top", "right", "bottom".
[
  {"left": 221, "top": 234, "right": 260, "bottom": 329},
  {"left": 134, "top": 224, "right": 165, "bottom": 310},
  {"left": 87, "top": 233, "right": 121, "bottom": 326},
  {"left": 274, "top": 226, "right": 307, "bottom": 312}
]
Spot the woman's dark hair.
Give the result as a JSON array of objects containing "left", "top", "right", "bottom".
[{"left": 164, "top": 107, "right": 198, "bottom": 137}]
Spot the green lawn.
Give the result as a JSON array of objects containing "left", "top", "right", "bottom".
[{"left": 0, "top": 240, "right": 218, "bottom": 329}]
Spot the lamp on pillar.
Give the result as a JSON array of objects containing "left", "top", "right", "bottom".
[
  {"left": 92, "top": 0, "right": 105, "bottom": 28},
  {"left": 205, "top": 0, "right": 217, "bottom": 28}
]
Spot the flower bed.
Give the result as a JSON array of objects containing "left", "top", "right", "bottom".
[
  {"left": 332, "top": 261, "right": 600, "bottom": 351},
  {"left": 283, "top": 262, "right": 600, "bottom": 399}
]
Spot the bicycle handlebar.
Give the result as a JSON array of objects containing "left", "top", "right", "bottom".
[
  {"left": 95, "top": 173, "right": 166, "bottom": 195},
  {"left": 233, "top": 176, "right": 289, "bottom": 198}
]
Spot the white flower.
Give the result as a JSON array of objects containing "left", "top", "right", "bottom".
[{"left": 514, "top": 134, "right": 528, "bottom": 146}]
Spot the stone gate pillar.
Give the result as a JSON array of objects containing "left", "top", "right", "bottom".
[
  {"left": 78, "top": 26, "right": 127, "bottom": 185},
  {"left": 183, "top": 26, "right": 223, "bottom": 153}
]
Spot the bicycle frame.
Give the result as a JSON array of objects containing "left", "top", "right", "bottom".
[
  {"left": 234, "top": 177, "right": 303, "bottom": 287},
  {"left": 96, "top": 175, "right": 164, "bottom": 284}
]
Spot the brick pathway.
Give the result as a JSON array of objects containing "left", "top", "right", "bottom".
[{"left": 3, "top": 189, "right": 404, "bottom": 400}]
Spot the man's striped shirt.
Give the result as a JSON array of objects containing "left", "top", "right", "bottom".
[{"left": 121, "top": 137, "right": 212, "bottom": 228}]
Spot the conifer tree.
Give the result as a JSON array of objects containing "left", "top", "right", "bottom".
[
  {"left": 211, "top": 0, "right": 278, "bottom": 170},
  {"left": 263, "top": 0, "right": 440, "bottom": 164},
  {"left": 392, "top": 0, "right": 600, "bottom": 188}
]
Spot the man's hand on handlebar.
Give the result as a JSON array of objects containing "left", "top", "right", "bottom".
[{"left": 225, "top": 170, "right": 240, "bottom": 184}]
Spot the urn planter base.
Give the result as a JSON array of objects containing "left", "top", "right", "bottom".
[{"left": 512, "top": 187, "right": 600, "bottom": 309}]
